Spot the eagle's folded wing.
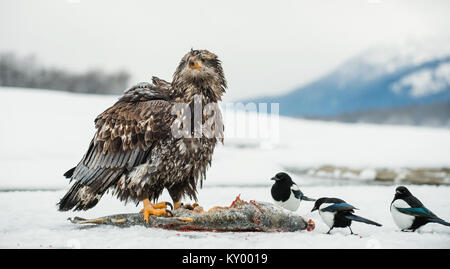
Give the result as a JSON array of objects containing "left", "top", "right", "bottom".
[{"left": 59, "top": 82, "right": 174, "bottom": 210}]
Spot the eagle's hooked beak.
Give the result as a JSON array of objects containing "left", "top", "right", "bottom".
[{"left": 189, "top": 57, "right": 203, "bottom": 70}]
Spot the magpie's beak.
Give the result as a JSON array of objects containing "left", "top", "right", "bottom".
[
  {"left": 311, "top": 207, "right": 318, "bottom": 212},
  {"left": 271, "top": 177, "right": 278, "bottom": 181}
]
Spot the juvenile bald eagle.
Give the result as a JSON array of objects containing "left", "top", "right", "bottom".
[{"left": 58, "top": 49, "right": 226, "bottom": 222}]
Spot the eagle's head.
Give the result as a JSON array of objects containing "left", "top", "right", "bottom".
[{"left": 173, "top": 49, "right": 227, "bottom": 102}]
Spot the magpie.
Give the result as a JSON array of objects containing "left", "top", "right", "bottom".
[
  {"left": 270, "top": 172, "right": 315, "bottom": 212},
  {"left": 311, "top": 197, "right": 382, "bottom": 234},
  {"left": 390, "top": 186, "right": 450, "bottom": 232}
]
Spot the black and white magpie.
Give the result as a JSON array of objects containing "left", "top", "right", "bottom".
[
  {"left": 270, "top": 172, "right": 315, "bottom": 212},
  {"left": 311, "top": 197, "right": 382, "bottom": 234},
  {"left": 390, "top": 186, "right": 450, "bottom": 232}
]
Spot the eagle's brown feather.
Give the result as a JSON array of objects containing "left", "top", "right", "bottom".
[
  {"left": 58, "top": 49, "right": 226, "bottom": 211},
  {"left": 59, "top": 82, "right": 173, "bottom": 210}
]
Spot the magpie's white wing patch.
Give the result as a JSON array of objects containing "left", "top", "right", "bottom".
[
  {"left": 291, "top": 184, "right": 300, "bottom": 191},
  {"left": 291, "top": 184, "right": 304, "bottom": 200}
]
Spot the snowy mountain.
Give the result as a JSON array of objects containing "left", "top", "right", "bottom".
[{"left": 245, "top": 40, "right": 450, "bottom": 118}]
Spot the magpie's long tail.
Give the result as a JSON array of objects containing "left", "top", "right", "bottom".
[
  {"left": 345, "top": 214, "right": 382, "bottom": 226},
  {"left": 301, "top": 196, "right": 316, "bottom": 202},
  {"left": 429, "top": 218, "right": 450, "bottom": 227}
]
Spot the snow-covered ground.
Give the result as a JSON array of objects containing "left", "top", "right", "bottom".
[
  {"left": 1, "top": 185, "right": 449, "bottom": 249},
  {"left": 1, "top": 87, "right": 450, "bottom": 248}
]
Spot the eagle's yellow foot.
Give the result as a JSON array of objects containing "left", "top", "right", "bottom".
[
  {"left": 173, "top": 202, "right": 204, "bottom": 212},
  {"left": 152, "top": 201, "right": 173, "bottom": 210},
  {"left": 173, "top": 202, "right": 197, "bottom": 210},
  {"left": 139, "top": 201, "right": 173, "bottom": 212},
  {"left": 140, "top": 199, "right": 172, "bottom": 224},
  {"left": 174, "top": 202, "right": 183, "bottom": 210},
  {"left": 192, "top": 203, "right": 205, "bottom": 213}
]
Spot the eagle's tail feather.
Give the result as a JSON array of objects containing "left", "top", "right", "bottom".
[{"left": 57, "top": 181, "right": 101, "bottom": 211}]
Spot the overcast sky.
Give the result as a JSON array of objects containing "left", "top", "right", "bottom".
[{"left": 1, "top": 0, "right": 449, "bottom": 101}]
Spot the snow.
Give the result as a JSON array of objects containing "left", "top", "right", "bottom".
[
  {"left": 1, "top": 185, "right": 449, "bottom": 249},
  {"left": 336, "top": 37, "right": 450, "bottom": 83},
  {"left": 391, "top": 62, "right": 450, "bottom": 98},
  {"left": 1, "top": 87, "right": 450, "bottom": 248}
]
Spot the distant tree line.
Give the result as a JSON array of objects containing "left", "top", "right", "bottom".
[{"left": 0, "top": 52, "right": 130, "bottom": 94}]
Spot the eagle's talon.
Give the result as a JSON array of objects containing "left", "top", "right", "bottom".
[
  {"left": 166, "top": 210, "right": 173, "bottom": 217},
  {"left": 165, "top": 202, "right": 173, "bottom": 210},
  {"left": 150, "top": 201, "right": 171, "bottom": 209},
  {"left": 141, "top": 199, "right": 171, "bottom": 223}
]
